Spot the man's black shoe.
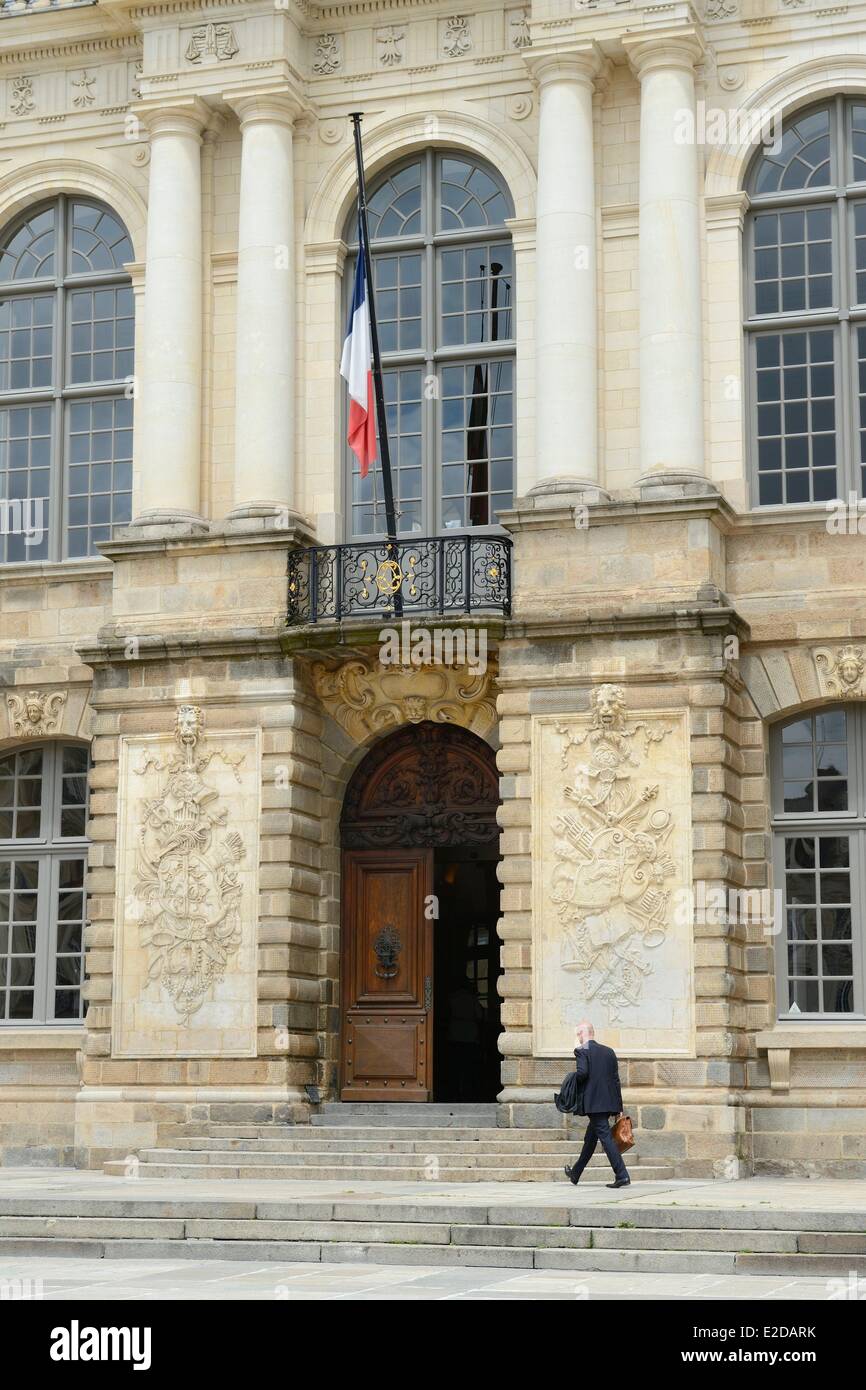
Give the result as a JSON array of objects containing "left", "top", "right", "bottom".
[
  {"left": 606, "top": 1177, "right": 631, "bottom": 1189},
  {"left": 564, "top": 1164, "right": 580, "bottom": 1185}
]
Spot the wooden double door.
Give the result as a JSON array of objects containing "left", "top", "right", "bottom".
[{"left": 339, "top": 723, "right": 501, "bottom": 1103}]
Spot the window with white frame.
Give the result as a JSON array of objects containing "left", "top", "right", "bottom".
[
  {"left": 343, "top": 151, "right": 515, "bottom": 538},
  {"left": 745, "top": 99, "right": 866, "bottom": 506},
  {"left": 0, "top": 197, "right": 134, "bottom": 561},
  {"left": 0, "top": 743, "right": 89, "bottom": 1023},
  {"left": 771, "top": 707, "right": 866, "bottom": 1017}
]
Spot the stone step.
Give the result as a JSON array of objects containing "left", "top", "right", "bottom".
[
  {"left": 105, "top": 1160, "right": 675, "bottom": 1182},
  {"left": 161, "top": 1135, "right": 585, "bottom": 1153},
  {"left": 158, "top": 1125, "right": 566, "bottom": 1142},
  {"left": 0, "top": 1215, "right": 807, "bottom": 1254},
  {"left": 5, "top": 1195, "right": 862, "bottom": 1235},
  {"left": 150, "top": 1139, "right": 656, "bottom": 1162},
  {"left": 1, "top": 1190, "right": 859, "bottom": 1273},
  {"left": 0, "top": 1235, "right": 742, "bottom": 1273},
  {"left": 134, "top": 1145, "right": 656, "bottom": 1167},
  {"left": 311, "top": 1104, "right": 499, "bottom": 1128}
]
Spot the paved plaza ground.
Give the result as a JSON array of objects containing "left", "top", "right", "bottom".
[{"left": 0, "top": 1252, "right": 843, "bottom": 1300}]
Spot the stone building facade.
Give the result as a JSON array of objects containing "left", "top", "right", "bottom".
[{"left": 2, "top": 0, "right": 866, "bottom": 1177}]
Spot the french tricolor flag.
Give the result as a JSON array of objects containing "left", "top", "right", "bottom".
[{"left": 340, "top": 232, "right": 377, "bottom": 480}]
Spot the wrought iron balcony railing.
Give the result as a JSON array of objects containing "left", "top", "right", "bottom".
[{"left": 287, "top": 534, "right": 512, "bottom": 626}]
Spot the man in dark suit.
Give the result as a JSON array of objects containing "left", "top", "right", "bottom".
[{"left": 564, "top": 1020, "right": 630, "bottom": 1188}]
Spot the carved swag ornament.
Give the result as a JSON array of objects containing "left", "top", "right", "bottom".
[
  {"left": 132, "top": 706, "right": 247, "bottom": 1023},
  {"left": 551, "top": 685, "right": 677, "bottom": 1021}
]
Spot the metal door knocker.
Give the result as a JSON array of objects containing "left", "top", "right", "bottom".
[{"left": 373, "top": 923, "right": 402, "bottom": 978}]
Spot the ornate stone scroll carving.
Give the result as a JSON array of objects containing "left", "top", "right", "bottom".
[
  {"left": 6, "top": 689, "right": 66, "bottom": 738},
  {"left": 814, "top": 644, "right": 866, "bottom": 700},
  {"left": 10, "top": 76, "right": 35, "bottom": 118},
  {"left": 533, "top": 687, "right": 694, "bottom": 1057},
  {"left": 312, "top": 33, "right": 341, "bottom": 75},
  {"left": 443, "top": 16, "right": 472, "bottom": 57},
  {"left": 312, "top": 652, "right": 497, "bottom": 744},
  {"left": 113, "top": 706, "right": 259, "bottom": 1058}
]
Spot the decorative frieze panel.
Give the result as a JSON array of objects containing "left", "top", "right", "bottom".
[
  {"left": 3, "top": 60, "right": 135, "bottom": 123},
  {"left": 532, "top": 686, "right": 694, "bottom": 1057},
  {"left": 112, "top": 706, "right": 260, "bottom": 1059}
]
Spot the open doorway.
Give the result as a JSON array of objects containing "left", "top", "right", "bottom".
[
  {"left": 339, "top": 721, "right": 502, "bottom": 1102},
  {"left": 432, "top": 847, "right": 502, "bottom": 1103}
]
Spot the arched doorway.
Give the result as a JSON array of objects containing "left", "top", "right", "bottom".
[{"left": 339, "top": 721, "right": 502, "bottom": 1102}]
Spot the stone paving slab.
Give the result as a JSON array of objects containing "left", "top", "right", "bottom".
[
  {"left": 0, "top": 1252, "right": 842, "bottom": 1300},
  {"left": 1, "top": 1168, "right": 864, "bottom": 1213}
]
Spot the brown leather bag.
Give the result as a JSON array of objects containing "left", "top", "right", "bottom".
[{"left": 612, "top": 1113, "right": 635, "bottom": 1153}]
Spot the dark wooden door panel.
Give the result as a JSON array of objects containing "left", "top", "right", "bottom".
[{"left": 341, "top": 849, "right": 432, "bottom": 1101}]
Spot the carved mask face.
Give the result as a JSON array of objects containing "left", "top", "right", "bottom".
[
  {"left": 25, "top": 698, "right": 43, "bottom": 725},
  {"left": 176, "top": 705, "right": 202, "bottom": 745},
  {"left": 595, "top": 685, "right": 624, "bottom": 728},
  {"left": 840, "top": 658, "right": 861, "bottom": 687}
]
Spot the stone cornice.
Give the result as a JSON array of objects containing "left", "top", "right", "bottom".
[
  {"left": 501, "top": 603, "right": 750, "bottom": 657},
  {"left": 500, "top": 490, "right": 740, "bottom": 535},
  {"left": 0, "top": 33, "right": 141, "bottom": 70}
]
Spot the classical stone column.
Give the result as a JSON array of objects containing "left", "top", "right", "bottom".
[
  {"left": 529, "top": 48, "right": 604, "bottom": 499},
  {"left": 625, "top": 34, "right": 710, "bottom": 495},
  {"left": 133, "top": 98, "right": 209, "bottom": 529},
  {"left": 227, "top": 93, "right": 298, "bottom": 521}
]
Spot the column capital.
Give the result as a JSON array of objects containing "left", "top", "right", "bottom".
[
  {"left": 525, "top": 44, "right": 604, "bottom": 91},
  {"left": 131, "top": 95, "right": 212, "bottom": 141},
  {"left": 223, "top": 89, "right": 302, "bottom": 129},
  {"left": 622, "top": 29, "right": 705, "bottom": 80}
]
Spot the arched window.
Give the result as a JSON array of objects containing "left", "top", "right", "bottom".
[
  {"left": 344, "top": 152, "right": 515, "bottom": 538},
  {"left": 0, "top": 743, "right": 89, "bottom": 1023},
  {"left": 771, "top": 707, "right": 864, "bottom": 1017},
  {"left": 745, "top": 98, "right": 866, "bottom": 506},
  {"left": 0, "top": 197, "right": 134, "bottom": 561}
]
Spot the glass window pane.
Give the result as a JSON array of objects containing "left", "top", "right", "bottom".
[
  {"left": 65, "top": 396, "right": 134, "bottom": 557},
  {"left": 0, "top": 406, "right": 51, "bottom": 563},
  {"left": 751, "top": 108, "right": 832, "bottom": 195},
  {"left": 0, "top": 207, "right": 57, "bottom": 283},
  {"left": 755, "top": 329, "right": 837, "bottom": 505}
]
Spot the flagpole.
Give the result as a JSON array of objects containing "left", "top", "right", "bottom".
[{"left": 350, "top": 113, "right": 399, "bottom": 552}]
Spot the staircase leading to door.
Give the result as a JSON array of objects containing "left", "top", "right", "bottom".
[{"left": 103, "top": 1104, "right": 676, "bottom": 1182}]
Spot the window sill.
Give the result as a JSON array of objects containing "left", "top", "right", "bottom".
[
  {"left": 756, "top": 1025, "right": 866, "bottom": 1091},
  {"left": 0, "top": 1027, "right": 84, "bottom": 1051},
  {"left": 0, "top": 557, "right": 111, "bottom": 582}
]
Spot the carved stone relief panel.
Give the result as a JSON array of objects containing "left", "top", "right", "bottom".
[
  {"left": 532, "top": 685, "right": 694, "bottom": 1057},
  {"left": 814, "top": 644, "right": 866, "bottom": 700},
  {"left": 112, "top": 706, "right": 260, "bottom": 1058},
  {"left": 6, "top": 689, "right": 67, "bottom": 738},
  {"left": 312, "top": 650, "right": 497, "bottom": 744}
]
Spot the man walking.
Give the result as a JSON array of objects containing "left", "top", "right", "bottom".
[{"left": 564, "top": 1019, "right": 630, "bottom": 1189}]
